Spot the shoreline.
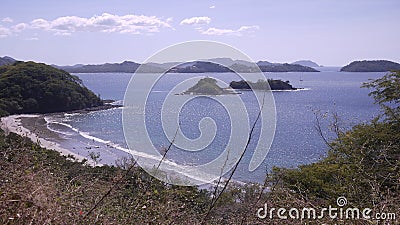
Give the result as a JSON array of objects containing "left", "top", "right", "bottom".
[
  {"left": 0, "top": 113, "right": 252, "bottom": 188},
  {"left": 0, "top": 114, "right": 98, "bottom": 166}
]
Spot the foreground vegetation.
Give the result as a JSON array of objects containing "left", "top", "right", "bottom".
[{"left": 0, "top": 72, "right": 399, "bottom": 224}]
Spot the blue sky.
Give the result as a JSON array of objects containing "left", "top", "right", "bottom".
[{"left": 0, "top": 0, "right": 399, "bottom": 66}]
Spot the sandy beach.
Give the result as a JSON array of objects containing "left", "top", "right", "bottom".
[
  {"left": 1, "top": 113, "right": 251, "bottom": 187},
  {"left": 0, "top": 114, "right": 97, "bottom": 165}
]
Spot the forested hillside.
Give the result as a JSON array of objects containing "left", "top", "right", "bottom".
[{"left": 0, "top": 61, "right": 103, "bottom": 116}]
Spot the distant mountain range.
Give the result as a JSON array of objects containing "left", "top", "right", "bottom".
[
  {"left": 51, "top": 57, "right": 320, "bottom": 73},
  {"left": 2, "top": 56, "right": 400, "bottom": 73},
  {"left": 0, "top": 56, "right": 321, "bottom": 73}
]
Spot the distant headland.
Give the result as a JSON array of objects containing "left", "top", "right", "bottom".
[{"left": 340, "top": 60, "right": 400, "bottom": 72}]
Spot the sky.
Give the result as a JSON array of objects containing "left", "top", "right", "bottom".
[{"left": 0, "top": 0, "right": 399, "bottom": 66}]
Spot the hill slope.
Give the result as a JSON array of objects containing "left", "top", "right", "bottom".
[
  {"left": 0, "top": 56, "right": 16, "bottom": 66},
  {"left": 0, "top": 61, "right": 103, "bottom": 116},
  {"left": 58, "top": 61, "right": 141, "bottom": 73}
]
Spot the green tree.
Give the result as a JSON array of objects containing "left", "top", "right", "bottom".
[
  {"left": 271, "top": 71, "right": 400, "bottom": 209},
  {"left": 362, "top": 70, "right": 400, "bottom": 121}
]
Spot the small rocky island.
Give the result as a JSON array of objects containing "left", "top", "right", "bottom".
[
  {"left": 181, "top": 77, "right": 298, "bottom": 95},
  {"left": 230, "top": 79, "right": 297, "bottom": 90},
  {"left": 181, "top": 77, "right": 236, "bottom": 95}
]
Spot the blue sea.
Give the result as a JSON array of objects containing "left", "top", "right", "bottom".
[{"left": 43, "top": 69, "right": 384, "bottom": 184}]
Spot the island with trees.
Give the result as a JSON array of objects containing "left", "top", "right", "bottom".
[
  {"left": 181, "top": 77, "right": 236, "bottom": 95},
  {"left": 229, "top": 79, "right": 297, "bottom": 90},
  {"left": 0, "top": 61, "right": 104, "bottom": 116},
  {"left": 340, "top": 60, "right": 400, "bottom": 72}
]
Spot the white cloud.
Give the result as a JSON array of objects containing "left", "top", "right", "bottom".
[
  {"left": 31, "top": 19, "right": 51, "bottom": 29},
  {"left": 180, "top": 17, "right": 211, "bottom": 26},
  {"left": 210, "top": 5, "right": 216, "bottom": 9},
  {"left": 12, "top": 23, "right": 28, "bottom": 32},
  {"left": 0, "top": 26, "right": 11, "bottom": 38},
  {"left": 1, "top": 17, "right": 13, "bottom": 23},
  {"left": 238, "top": 25, "right": 260, "bottom": 32},
  {"left": 27, "top": 13, "right": 172, "bottom": 35},
  {"left": 201, "top": 25, "right": 259, "bottom": 36}
]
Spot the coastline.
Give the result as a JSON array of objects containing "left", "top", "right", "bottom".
[
  {"left": 0, "top": 112, "right": 253, "bottom": 188},
  {"left": 0, "top": 114, "right": 98, "bottom": 166}
]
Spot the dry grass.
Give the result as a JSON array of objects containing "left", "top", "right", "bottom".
[{"left": 1, "top": 130, "right": 398, "bottom": 224}]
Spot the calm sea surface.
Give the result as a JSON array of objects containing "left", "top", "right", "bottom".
[{"left": 45, "top": 70, "right": 384, "bottom": 183}]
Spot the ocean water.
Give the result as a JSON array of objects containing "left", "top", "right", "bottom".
[{"left": 44, "top": 70, "right": 384, "bottom": 183}]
